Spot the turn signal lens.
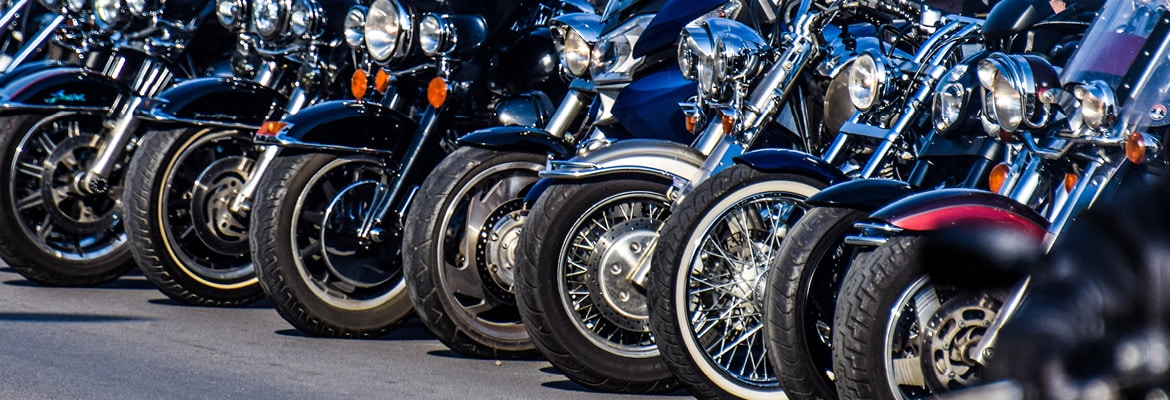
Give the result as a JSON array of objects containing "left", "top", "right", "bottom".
[
  {"left": 721, "top": 114, "right": 735, "bottom": 135},
  {"left": 351, "top": 69, "right": 368, "bottom": 99},
  {"left": 256, "top": 121, "right": 287, "bottom": 136},
  {"left": 1063, "top": 172, "right": 1078, "bottom": 193},
  {"left": 1127, "top": 133, "right": 1148, "bottom": 164},
  {"left": 427, "top": 76, "right": 448, "bottom": 108},
  {"left": 374, "top": 68, "right": 391, "bottom": 93},
  {"left": 685, "top": 115, "right": 697, "bottom": 133},
  {"left": 989, "top": 163, "right": 1010, "bottom": 193}
]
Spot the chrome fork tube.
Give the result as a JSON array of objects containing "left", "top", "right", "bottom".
[
  {"left": 228, "top": 87, "right": 308, "bottom": 214},
  {"left": 252, "top": 60, "right": 280, "bottom": 88},
  {"left": 4, "top": 13, "right": 63, "bottom": 73},
  {"left": 546, "top": 89, "right": 589, "bottom": 139},
  {"left": 969, "top": 277, "right": 1030, "bottom": 365},
  {"left": 0, "top": 0, "right": 29, "bottom": 33},
  {"left": 82, "top": 59, "right": 174, "bottom": 193},
  {"left": 358, "top": 106, "right": 441, "bottom": 240}
]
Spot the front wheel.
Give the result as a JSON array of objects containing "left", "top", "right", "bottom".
[
  {"left": 123, "top": 127, "right": 264, "bottom": 306},
  {"left": 0, "top": 113, "right": 133, "bottom": 286},
  {"left": 403, "top": 147, "right": 543, "bottom": 359},
  {"left": 516, "top": 175, "right": 678, "bottom": 393},
  {"left": 251, "top": 153, "right": 412, "bottom": 338},
  {"left": 833, "top": 236, "right": 1005, "bottom": 400},
  {"left": 648, "top": 165, "right": 825, "bottom": 399}
]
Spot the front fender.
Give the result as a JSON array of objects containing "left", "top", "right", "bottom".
[
  {"left": 457, "top": 126, "right": 574, "bottom": 158},
  {"left": 869, "top": 188, "right": 1050, "bottom": 240},
  {"left": 264, "top": 100, "right": 418, "bottom": 155},
  {"left": 539, "top": 139, "right": 706, "bottom": 182},
  {"left": 734, "top": 148, "right": 850, "bottom": 185},
  {"left": 0, "top": 59, "right": 72, "bottom": 88},
  {"left": 807, "top": 178, "right": 915, "bottom": 210},
  {"left": 0, "top": 67, "right": 128, "bottom": 115},
  {"left": 137, "top": 77, "right": 287, "bottom": 130}
]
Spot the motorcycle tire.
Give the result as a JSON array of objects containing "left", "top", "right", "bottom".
[
  {"left": 0, "top": 113, "right": 133, "bottom": 286},
  {"left": 251, "top": 152, "right": 413, "bottom": 338},
  {"left": 123, "top": 127, "right": 263, "bottom": 306},
  {"left": 515, "top": 174, "right": 679, "bottom": 393},
  {"left": 833, "top": 236, "right": 1005, "bottom": 400},
  {"left": 403, "top": 147, "right": 542, "bottom": 359},
  {"left": 648, "top": 165, "right": 824, "bottom": 400},
  {"left": 765, "top": 206, "right": 867, "bottom": 400}
]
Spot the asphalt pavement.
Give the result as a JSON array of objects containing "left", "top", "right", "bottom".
[{"left": 0, "top": 264, "right": 691, "bottom": 399}]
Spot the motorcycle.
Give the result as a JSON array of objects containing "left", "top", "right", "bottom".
[
  {"left": 399, "top": 0, "right": 720, "bottom": 360},
  {"left": 120, "top": 0, "right": 359, "bottom": 306},
  {"left": 831, "top": 0, "right": 1158, "bottom": 398},
  {"left": 247, "top": 0, "right": 591, "bottom": 338},
  {"left": 0, "top": 0, "right": 235, "bottom": 286}
]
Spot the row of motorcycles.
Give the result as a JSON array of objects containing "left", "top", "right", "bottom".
[{"left": 0, "top": 0, "right": 1165, "bottom": 397}]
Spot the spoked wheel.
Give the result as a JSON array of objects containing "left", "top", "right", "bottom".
[
  {"left": 0, "top": 113, "right": 133, "bottom": 286},
  {"left": 833, "top": 236, "right": 1005, "bottom": 400},
  {"left": 516, "top": 175, "right": 678, "bottom": 393},
  {"left": 404, "top": 147, "right": 543, "bottom": 358},
  {"left": 123, "top": 127, "right": 264, "bottom": 306},
  {"left": 251, "top": 153, "right": 412, "bottom": 338},
  {"left": 649, "top": 165, "right": 825, "bottom": 399},
  {"left": 764, "top": 206, "right": 868, "bottom": 400}
]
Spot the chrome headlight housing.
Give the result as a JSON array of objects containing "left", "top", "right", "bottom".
[
  {"left": 290, "top": 0, "right": 325, "bottom": 38},
  {"left": 251, "top": 0, "right": 288, "bottom": 39},
  {"left": 932, "top": 63, "right": 973, "bottom": 134},
  {"left": 977, "top": 53, "right": 1059, "bottom": 132},
  {"left": 65, "top": 0, "right": 86, "bottom": 13},
  {"left": 94, "top": 0, "right": 128, "bottom": 29},
  {"left": 344, "top": 6, "right": 366, "bottom": 49},
  {"left": 364, "top": 0, "right": 412, "bottom": 64},
  {"left": 679, "top": 17, "right": 767, "bottom": 101},
  {"left": 1071, "top": 81, "right": 1117, "bottom": 132},
  {"left": 550, "top": 13, "right": 602, "bottom": 78},
  {"left": 216, "top": 0, "right": 247, "bottom": 30},
  {"left": 418, "top": 13, "right": 451, "bottom": 56},
  {"left": 589, "top": 13, "right": 654, "bottom": 84},
  {"left": 847, "top": 51, "right": 890, "bottom": 111}
]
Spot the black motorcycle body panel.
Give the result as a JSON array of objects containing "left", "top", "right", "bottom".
[
  {"left": 983, "top": 0, "right": 1056, "bottom": 40},
  {"left": 267, "top": 100, "right": 418, "bottom": 155},
  {"left": 806, "top": 179, "right": 915, "bottom": 209},
  {"left": 137, "top": 77, "right": 287, "bottom": 130},
  {"left": 734, "top": 148, "right": 850, "bottom": 186},
  {"left": 0, "top": 66, "right": 129, "bottom": 115},
  {"left": 456, "top": 126, "right": 575, "bottom": 158}
]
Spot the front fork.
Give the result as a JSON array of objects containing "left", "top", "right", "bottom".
[
  {"left": 228, "top": 80, "right": 307, "bottom": 215},
  {"left": 1, "top": 5, "right": 63, "bottom": 73},
  {"left": 357, "top": 106, "right": 443, "bottom": 242}
]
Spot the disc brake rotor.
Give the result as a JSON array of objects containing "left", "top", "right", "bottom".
[
  {"left": 319, "top": 180, "right": 393, "bottom": 288},
  {"left": 475, "top": 199, "right": 525, "bottom": 300},
  {"left": 40, "top": 134, "right": 118, "bottom": 235},
  {"left": 189, "top": 156, "right": 254, "bottom": 255},
  {"left": 921, "top": 292, "right": 1001, "bottom": 390},
  {"left": 585, "top": 218, "right": 661, "bottom": 332}
]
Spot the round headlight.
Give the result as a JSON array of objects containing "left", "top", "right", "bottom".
[
  {"left": 290, "top": 0, "right": 322, "bottom": 37},
  {"left": 365, "top": 0, "right": 411, "bottom": 64},
  {"left": 558, "top": 26, "right": 591, "bottom": 77},
  {"left": 216, "top": 0, "right": 246, "bottom": 30},
  {"left": 94, "top": 0, "right": 126, "bottom": 29},
  {"left": 1073, "top": 82, "right": 1117, "bottom": 131},
  {"left": 848, "top": 53, "right": 886, "bottom": 111},
  {"left": 65, "top": 0, "right": 85, "bottom": 12},
  {"left": 677, "top": 35, "right": 699, "bottom": 81},
  {"left": 251, "top": 0, "right": 287, "bottom": 39},
  {"left": 697, "top": 48, "right": 722, "bottom": 98},
  {"left": 990, "top": 71, "right": 1025, "bottom": 131},
  {"left": 344, "top": 6, "right": 366, "bottom": 49}
]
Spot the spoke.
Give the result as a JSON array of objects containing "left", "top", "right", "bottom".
[
  {"left": 178, "top": 225, "right": 197, "bottom": 241},
  {"left": 913, "top": 283, "right": 941, "bottom": 337},
  {"left": 298, "top": 240, "right": 323, "bottom": 260},
  {"left": 892, "top": 354, "right": 927, "bottom": 386},
  {"left": 66, "top": 120, "right": 81, "bottom": 137},
  {"left": 16, "top": 192, "right": 43, "bottom": 211},
  {"left": 320, "top": 179, "right": 339, "bottom": 201},
  {"left": 709, "top": 324, "right": 763, "bottom": 360},
  {"left": 17, "top": 161, "right": 44, "bottom": 179},
  {"left": 36, "top": 216, "right": 53, "bottom": 241},
  {"left": 301, "top": 211, "right": 326, "bottom": 227},
  {"left": 443, "top": 262, "right": 487, "bottom": 300},
  {"left": 36, "top": 134, "right": 57, "bottom": 154}
]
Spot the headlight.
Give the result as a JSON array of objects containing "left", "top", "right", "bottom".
[
  {"left": 848, "top": 52, "right": 887, "bottom": 111},
  {"left": 934, "top": 82, "right": 967, "bottom": 132},
  {"left": 126, "top": 0, "right": 157, "bottom": 16},
  {"left": 94, "top": 0, "right": 126, "bottom": 29},
  {"left": 290, "top": 0, "right": 324, "bottom": 38},
  {"left": 344, "top": 6, "right": 366, "bottom": 49},
  {"left": 418, "top": 14, "right": 451, "bottom": 56},
  {"left": 66, "top": 0, "right": 86, "bottom": 13},
  {"left": 681, "top": 17, "right": 767, "bottom": 101},
  {"left": 589, "top": 14, "right": 654, "bottom": 83},
  {"left": 550, "top": 13, "right": 601, "bottom": 78},
  {"left": 251, "top": 0, "right": 287, "bottom": 39},
  {"left": 989, "top": 71, "right": 1024, "bottom": 131},
  {"left": 977, "top": 54, "right": 1059, "bottom": 132},
  {"left": 1072, "top": 81, "right": 1117, "bottom": 131},
  {"left": 216, "top": 0, "right": 247, "bottom": 30},
  {"left": 364, "top": 0, "right": 412, "bottom": 64}
]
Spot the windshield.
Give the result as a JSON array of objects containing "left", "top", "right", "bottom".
[{"left": 1062, "top": 0, "right": 1170, "bottom": 128}]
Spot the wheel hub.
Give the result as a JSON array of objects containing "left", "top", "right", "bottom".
[
  {"left": 190, "top": 156, "right": 254, "bottom": 255},
  {"left": 921, "top": 293, "right": 1000, "bottom": 390},
  {"left": 476, "top": 200, "right": 525, "bottom": 297},
  {"left": 40, "top": 134, "right": 118, "bottom": 235},
  {"left": 319, "top": 180, "right": 394, "bottom": 288},
  {"left": 586, "top": 218, "right": 660, "bottom": 332}
]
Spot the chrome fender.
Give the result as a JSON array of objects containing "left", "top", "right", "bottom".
[{"left": 538, "top": 139, "right": 706, "bottom": 183}]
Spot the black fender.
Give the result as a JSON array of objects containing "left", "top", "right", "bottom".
[
  {"left": 806, "top": 178, "right": 915, "bottom": 210},
  {"left": 0, "top": 66, "right": 129, "bottom": 115},
  {"left": 456, "top": 126, "right": 573, "bottom": 158},
  {"left": 137, "top": 77, "right": 287, "bottom": 130},
  {"left": 734, "top": 148, "right": 850, "bottom": 186},
  {"left": 868, "top": 188, "right": 1050, "bottom": 241},
  {"left": 0, "top": 59, "right": 73, "bottom": 89},
  {"left": 265, "top": 100, "right": 418, "bottom": 155}
]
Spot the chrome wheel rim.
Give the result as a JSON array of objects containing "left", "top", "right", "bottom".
[
  {"left": 8, "top": 114, "right": 125, "bottom": 260},
  {"left": 557, "top": 189, "right": 669, "bottom": 357}
]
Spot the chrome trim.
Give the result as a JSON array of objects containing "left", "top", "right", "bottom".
[{"left": 5, "top": 11, "right": 61, "bottom": 73}]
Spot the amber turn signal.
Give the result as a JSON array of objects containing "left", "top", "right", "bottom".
[
  {"left": 989, "top": 162, "right": 1010, "bottom": 193},
  {"left": 721, "top": 114, "right": 735, "bottom": 135},
  {"left": 1063, "top": 172, "right": 1078, "bottom": 193},
  {"left": 256, "top": 121, "right": 287, "bottom": 136},
  {"left": 427, "top": 76, "right": 448, "bottom": 108},
  {"left": 1127, "top": 132, "right": 1149, "bottom": 164},
  {"left": 351, "top": 69, "right": 368, "bottom": 99},
  {"left": 685, "top": 115, "right": 697, "bottom": 133},
  {"left": 374, "top": 68, "right": 391, "bottom": 94}
]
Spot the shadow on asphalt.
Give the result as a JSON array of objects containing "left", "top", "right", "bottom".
[
  {"left": 539, "top": 380, "right": 691, "bottom": 396},
  {"left": 4, "top": 276, "right": 156, "bottom": 290},
  {"left": 0, "top": 312, "right": 152, "bottom": 323},
  {"left": 425, "top": 349, "right": 547, "bottom": 362},
  {"left": 146, "top": 298, "right": 274, "bottom": 309},
  {"left": 271, "top": 318, "right": 436, "bottom": 341}
]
